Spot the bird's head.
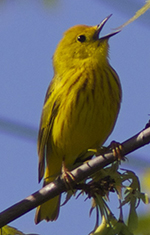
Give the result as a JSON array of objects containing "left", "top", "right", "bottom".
[{"left": 53, "top": 15, "right": 120, "bottom": 74}]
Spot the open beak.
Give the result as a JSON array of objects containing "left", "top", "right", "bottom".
[{"left": 94, "top": 14, "right": 120, "bottom": 40}]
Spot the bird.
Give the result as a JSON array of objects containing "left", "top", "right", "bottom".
[{"left": 35, "top": 15, "right": 122, "bottom": 224}]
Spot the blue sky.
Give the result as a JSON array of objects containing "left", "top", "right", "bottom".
[{"left": 0, "top": 1, "right": 150, "bottom": 234}]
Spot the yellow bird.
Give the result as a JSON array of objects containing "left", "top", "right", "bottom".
[{"left": 35, "top": 15, "right": 122, "bottom": 224}]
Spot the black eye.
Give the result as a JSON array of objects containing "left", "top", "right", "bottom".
[{"left": 77, "top": 35, "right": 86, "bottom": 42}]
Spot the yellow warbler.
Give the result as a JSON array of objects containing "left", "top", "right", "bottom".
[{"left": 35, "top": 15, "right": 122, "bottom": 224}]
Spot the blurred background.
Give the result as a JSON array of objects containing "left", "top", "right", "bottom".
[{"left": 0, "top": 0, "right": 150, "bottom": 234}]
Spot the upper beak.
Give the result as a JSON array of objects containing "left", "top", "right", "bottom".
[{"left": 94, "top": 14, "right": 120, "bottom": 40}]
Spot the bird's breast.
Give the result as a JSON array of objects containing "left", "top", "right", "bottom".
[{"left": 51, "top": 64, "right": 121, "bottom": 167}]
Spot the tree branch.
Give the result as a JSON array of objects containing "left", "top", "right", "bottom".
[{"left": 0, "top": 123, "right": 150, "bottom": 228}]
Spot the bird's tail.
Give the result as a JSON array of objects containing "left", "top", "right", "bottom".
[{"left": 34, "top": 177, "right": 61, "bottom": 224}]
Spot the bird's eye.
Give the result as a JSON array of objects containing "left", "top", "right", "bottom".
[{"left": 77, "top": 35, "right": 86, "bottom": 42}]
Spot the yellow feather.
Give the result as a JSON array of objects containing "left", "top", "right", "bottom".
[{"left": 35, "top": 16, "right": 122, "bottom": 223}]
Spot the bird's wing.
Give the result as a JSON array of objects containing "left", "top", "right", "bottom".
[{"left": 37, "top": 79, "right": 60, "bottom": 182}]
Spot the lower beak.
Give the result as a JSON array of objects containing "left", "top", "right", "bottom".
[{"left": 94, "top": 14, "right": 120, "bottom": 40}]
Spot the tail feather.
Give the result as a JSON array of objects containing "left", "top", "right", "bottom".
[{"left": 35, "top": 195, "right": 61, "bottom": 224}]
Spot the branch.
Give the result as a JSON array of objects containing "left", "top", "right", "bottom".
[{"left": 0, "top": 123, "right": 150, "bottom": 228}]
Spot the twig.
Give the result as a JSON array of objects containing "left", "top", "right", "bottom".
[{"left": 0, "top": 123, "right": 150, "bottom": 228}]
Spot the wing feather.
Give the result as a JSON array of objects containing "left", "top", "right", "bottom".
[{"left": 37, "top": 80, "right": 60, "bottom": 182}]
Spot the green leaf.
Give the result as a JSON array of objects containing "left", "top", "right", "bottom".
[{"left": 0, "top": 225, "right": 25, "bottom": 235}]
